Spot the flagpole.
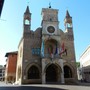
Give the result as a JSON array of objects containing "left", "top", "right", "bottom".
[{"left": 41, "top": 39, "right": 44, "bottom": 57}]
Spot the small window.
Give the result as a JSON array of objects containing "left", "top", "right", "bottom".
[
  {"left": 34, "top": 48, "right": 36, "bottom": 54},
  {"left": 50, "top": 18, "right": 52, "bottom": 21},
  {"left": 25, "top": 19, "right": 30, "bottom": 25},
  {"left": 32, "top": 48, "right": 35, "bottom": 54},
  {"left": 37, "top": 48, "right": 41, "bottom": 55},
  {"left": 32, "top": 48, "right": 40, "bottom": 55}
]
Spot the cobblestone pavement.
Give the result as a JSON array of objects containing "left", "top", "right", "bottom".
[{"left": 0, "top": 81, "right": 90, "bottom": 90}]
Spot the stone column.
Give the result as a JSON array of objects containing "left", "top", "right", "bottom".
[
  {"left": 59, "top": 59, "right": 65, "bottom": 83},
  {"left": 42, "top": 59, "right": 46, "bottom": 84},
  {"left": 42, "top": 72, "right": 46, "bottom": 84},
  {"left": 61, "top": 72, "right": 64, "bottom": 83}
]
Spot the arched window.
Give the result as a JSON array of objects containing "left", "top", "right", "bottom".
[
  {"left": 25, "top": 19, "right": 30, "bottom": 25},
  {"left": 28, "top": 66, "right": 40, "bottom": 79},
  {"left": 64, "top": 65, "right": 72, "bottom": 78}
]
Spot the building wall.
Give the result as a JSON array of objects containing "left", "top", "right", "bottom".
[
  {"left": 5, "top": 53, "right": 17, "bottom": 83},
  {"left": 0, "top": 66, "right": 5, "bottom": 81},
  {"left": 15, "top": 7, "right": 77, "bottom": 84},
  {"left": 7, "top": 54, "right": 17, "bottom": 73},
  {"left": 16, "top": 29, "right": 42, "bottom": 84},
  {"left": 80, "top": 46, "right": 90, "bottom": 82}
]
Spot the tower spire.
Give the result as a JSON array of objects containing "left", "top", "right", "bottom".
[
  {"left": 66, "top": 10, "right": 71, "bottom": 18},
  {"left": 25, "top": 6, "right": 30, "bottom": 14},
  {"left": 64, "top": 10, "right": 73, "bottom": 30},
  {"left": 23, "top": 5, "right": 31, "bottom": 32}
]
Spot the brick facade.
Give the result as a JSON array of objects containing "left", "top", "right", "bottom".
[
  {"left": 15, "top": 6, "right": 77, "bottom": 84},
  {"left": 5, "top": 51, "right": 17, "bottom": 83}
]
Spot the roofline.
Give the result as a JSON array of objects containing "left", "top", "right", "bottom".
[
  {"left": 80, "top": 45, "right": 90, "bottom": 59},
  {"left": 5, "top": 51, "right": 18, "bottom": 57}
]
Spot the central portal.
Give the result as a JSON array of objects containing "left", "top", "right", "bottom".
[{"left": 46, "top": 64, "right": 58, "bottom": 82}]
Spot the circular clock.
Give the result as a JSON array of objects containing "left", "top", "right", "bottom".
[{"left": 47, "top": 26, "right": 55, "bottom": 33}]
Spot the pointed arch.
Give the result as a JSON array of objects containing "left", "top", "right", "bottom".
[
  {"left": 24, "top": 63, "right": 41, "bottom": 79},
  {"left": 45, "top": 63, "right": 62, "bottom": 82},
  {"left": 64, "top": 65, "right": 72, "bottom": 78},
  {"left": 28, "top": 65, "right": 40, "bottom": 79},
  {"left": 64, "top": 63, "right": 75, "bottom": 78}
]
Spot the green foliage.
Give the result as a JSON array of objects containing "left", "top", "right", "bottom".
[{"left": 76, "top": 62, "right": 80, "bottom": 68}]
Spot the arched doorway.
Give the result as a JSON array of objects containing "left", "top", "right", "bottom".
[
  {"left": 28, "top": 66, "right": 40, "bottom": 79},
  {"left": 64, "top": 65, "right": 72, "bottom": 78},
  {"left": 46, "top": 64, "right": 60, "bottom": 82}
]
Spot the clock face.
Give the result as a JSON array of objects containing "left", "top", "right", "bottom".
[{"left": 47, "top": 26, "right": 55, "bottom": 33}]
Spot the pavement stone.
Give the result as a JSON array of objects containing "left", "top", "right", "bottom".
[
  {"left": 0, "top": 81, "right": 12, "bottom": 86},
  {"left": 0, "top": 81, "right": 90, "bottom": 90}
]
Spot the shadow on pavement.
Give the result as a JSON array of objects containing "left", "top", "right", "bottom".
[{"left": 0, "top": 86, "right": 67, "bottom": 90}]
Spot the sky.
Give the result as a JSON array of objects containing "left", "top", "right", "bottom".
[{"left": 0, "top": 0, "right": 90, "bottom": 65}]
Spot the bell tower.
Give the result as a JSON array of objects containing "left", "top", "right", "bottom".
[
  {"left": 41, "top": 6, "right": 59, "bottom": 35},
  {"left": 64, "top": 10, "right": 74, "bottom": 40},
  {"left": 64, "top": 10, "right": 72, "bottom": 28},
  {"left": 23, "top": 6, "right": 31, "bottom": 33},
  {"left": 41, "top": 6, "right": 65, "bottom": 84},
  {"left": 64, "top": 10, "right": 73, "bottom": 32}
]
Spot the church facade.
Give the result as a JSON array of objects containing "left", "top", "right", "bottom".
[{"left": 16, "top": 6, "right": 77, "bottom": 84}]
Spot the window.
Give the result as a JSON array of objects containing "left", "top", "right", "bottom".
[
  {"left": 32, "top": 48, "right": 40, "bottom": 55},
  {"left": 0, "top": 73, "right": 2, "bottom": 76},
  {"left": 0, "top": 70, "right": 2, "bottom": 73},
  {"left": 32, "top": 48, "right": 35, "bottom": 54},
  {"left": 25, "top": 19, "right": 30, "bottom": 25},
  {"left": 50, "top": 18, "right": 52, "bottom": 21},
  {"left": 37, "top": 48, "right": 40, "bottom": 54}
]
